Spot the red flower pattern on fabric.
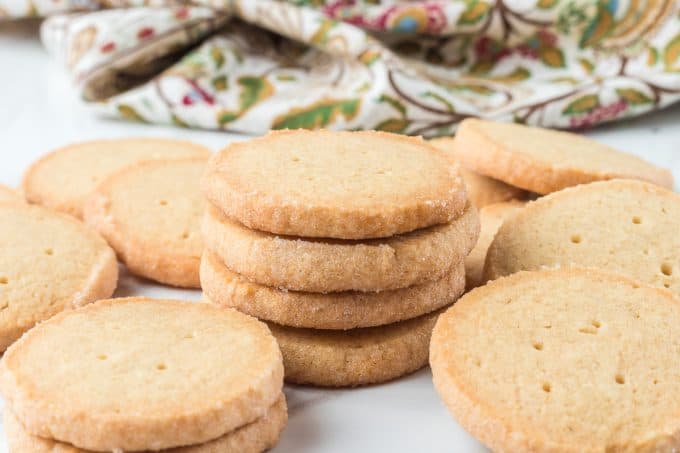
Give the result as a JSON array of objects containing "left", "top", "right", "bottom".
[{"left": 137, "top": 27, "right": 155, "bottom": 40}]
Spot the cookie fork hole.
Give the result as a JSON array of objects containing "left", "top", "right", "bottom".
[
  {"left": 44, "top": 248, "right": 53, "bottom": 256},
  {"left": 181, "top": 232, "right": 190, "bottom": 239},
  {"left": 578, "top": 326, "right": 597, "bottom": 335},
  {"left": 0, "top": 277, "right": 7, "bottom": 285},
  {"left": 156, "top": 363, "right": 167, "bottom": 371},
  {"left": 632, "top": 216, "right": 642, "bottom": 225},
  {"left": 532, "top": 341, "right": 544, "bottom": 351},
  {"left": 542, "top": 382, "right": 551, "bottom": 393},
  {"left": 570, "top": 234, "right": 582, "bottom": 244},
  {"left": 97, "top": 354, "right": 107, "bottom": 361},
  {"left": 661, "top": 263, "right": 673, "bottom": 277},
  {"left": 159, "top": 200, "right": 168, "bottom": 206},
  {"left": 615, "top": 374, "right": 625, "bottom": 385}
]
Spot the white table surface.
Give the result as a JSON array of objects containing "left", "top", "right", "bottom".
[{"left": 1, "top": 19, "right": 679, "bottom": 453}]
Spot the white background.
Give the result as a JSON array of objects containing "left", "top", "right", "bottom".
[{"left": 1, "top": 19, "right": 679, "bottom": 453}]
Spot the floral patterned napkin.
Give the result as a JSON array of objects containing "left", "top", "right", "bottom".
[{"left": 3, "top": 0, "right": 680, "bottom": 136}]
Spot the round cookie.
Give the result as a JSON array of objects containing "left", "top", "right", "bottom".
[
  {"left": 0, "top": 203, "right": 117, "bottom": 351},
  {"left": 454, "top": 118, "right": 673, "bottom": 194},
  {"left": 4, "top": 395, "right": 288, "bottom": 453},
  {"left": 202, "top": 130, "right": 467, "bottom": 239},
  {"left": 458, "top": 167, "right": 527, "bottom": 208},
  {"left": 465, "top": 200, "right": 525, "bottom": 289},
  {"left": 201, "top": 250, "right": 465, "bottom": 329},
  {"left": 23, "top": 138, "right": 211, "bottom": 218},
  {"left": 430, "top": 137, "right": 526, "bottom": 207},
  {"left": 484, "top": 180, "right": 680, "bottom": 294},
  {"left": 0, "top": 184, "right": 23, "bottom": 204},
  {"left": 202, "top": 203, "right": 479, "bottom": 292},
  {"left": 0, "top": 298, "right": 284, "bottom": 451},
  {"left": 267, "top": 308, "right": 443, "bottom": 387},
  {"left": 83, "top": 157, "right": 206, "bottom": 288},
  {"left": 431, "top": 268, "right": 680, "bottom": 452}
]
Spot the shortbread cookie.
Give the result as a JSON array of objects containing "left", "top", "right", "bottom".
[
  {"left": 203, "top": 203, "right": 478, "bottom": 292},
  {"left": 430, "top": 137, "right": 526, "bottom": 207},
  {"left": 23, "top": 138, "right": 211, "bottom": 218},
  {"left": 267, "top": 309, "right": 443, "bottom": 387},
  {"left": 458, "top": 168, "right": 527, "bottom": 207},
  {"left": 0, "top": 298, "right": 283, "bottom": 451},
  {"left": 454, "top": 119, "right": 673, "bottom": 194},
  {"left": 201, "top": 250, "right": 465, "bottom": 329},
  {"left": 0, "top": 184, "right": 23, "bottom": 203},
  {"left": 431, "top": 268, "right": 680, "bottom": 452},
  {"left": 202, "top": 130, "right": 466, "bottom": 239},
  {"left": 484, "top": 180, "right": 680, "bottom": 294},
  {"left": 4, "top": 395, "right": 287, "bottom": 453},
  {"left": 465, "top": 201, "right": 525, "bottom": 289},
  {"left": 0, "top": 204, "right": 117, "bottom": 351},
  {"left": 84, "top": 158, "right": 206, "bottom": 287}
]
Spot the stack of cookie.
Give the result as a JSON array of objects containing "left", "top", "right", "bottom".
[
  {"left": 0, "top": 297, "right": 287, "bottom": 452},
  {"left": 427, "top": 120, "right": 680, "bottom": 451},
  {"left": 201, "top": 130, "right": 479, "bottom": 387},
  {"left": 22, "top": 138, "right": 213, "bottom": 288},
  {"left": 22, "top": 137, "right": 211, "bottom": 219},
  {"left": 430, "top": 118, "right": 674, "bottom": 289}
]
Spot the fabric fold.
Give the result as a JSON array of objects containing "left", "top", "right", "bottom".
[{"left": 4, "top": 0, "right": 680, "bottom": 135}]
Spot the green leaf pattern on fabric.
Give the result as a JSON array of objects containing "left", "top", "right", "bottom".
[
  {"left": 458, "top": 1, "right": 491, "bottom": 26},
  {"left": 375, "top": 118, "right": 410, "bottom": 133},
  {"left": 539, "top": 47, "right": 565, "bottom": 68},
  {"left": 665, "top": 33, "right": 680, "bottom": 71},
  {"left": 117, "top": 105, "right": 147, "bottom": 123},
  {"left": 617, "top": 88, "right": 653, "bottom": 105},
  {"left": 273, "top": 98, "right": 361, "bottom": 129},
  {"left": 215, "top": 76, "right": 273, "bottom": 127},
  {"left": 563, "top": 94, "right": 599, "bottom": 115}
]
